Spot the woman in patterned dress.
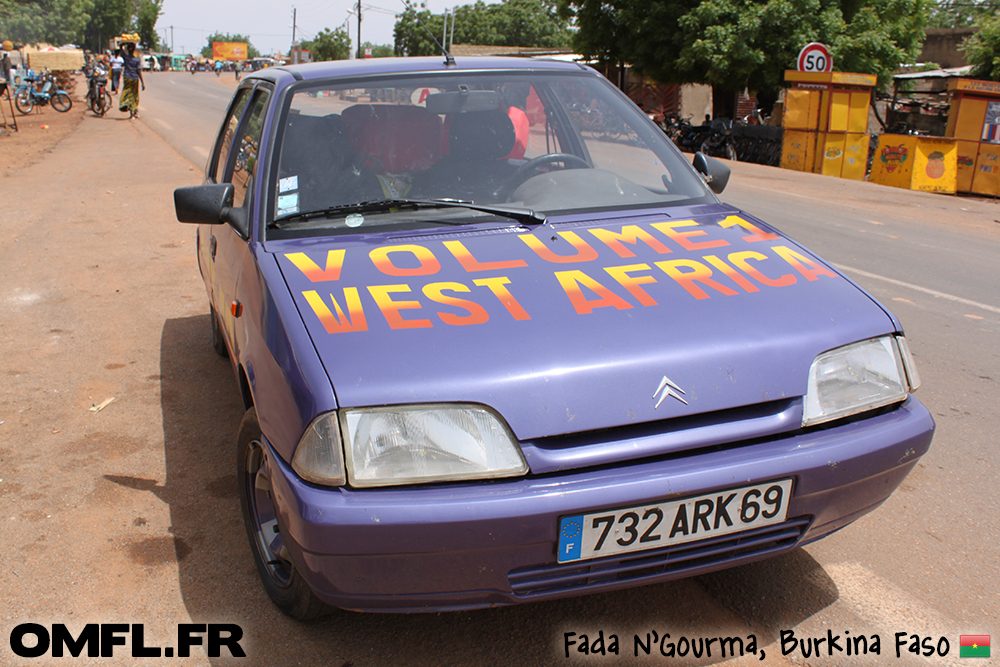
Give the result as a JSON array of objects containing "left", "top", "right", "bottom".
[{"left": 119, "top": 42, "right": 145, "bottom": 119}]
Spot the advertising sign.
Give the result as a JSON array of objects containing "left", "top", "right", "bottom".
[{"left": 212, "top": 42, "right": 248, "bottom": 60}]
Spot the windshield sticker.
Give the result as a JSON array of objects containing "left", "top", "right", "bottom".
[
  {"left": 277, "top": 193, "right": 299, "bottom": 214},
  {"left": 345, "top": 213, "right": 364, "bottom": 228},
  {"left": 283, "top": 215, "right": 838, "bottom": 334},
  {"left": 279, "top": 176, "right": 299, "bottom": 193}
]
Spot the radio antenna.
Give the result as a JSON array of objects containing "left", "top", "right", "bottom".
[{"left": 401, "top": 1, "right": 455, "bottom": 65}]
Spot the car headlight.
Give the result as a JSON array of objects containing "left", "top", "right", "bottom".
[
  {"left": 342, "top": 404, "right": 528, "bottom": 488},
  {"left": 291, "top": 412, "right": 346, "bottom": 486},
  {"left": 802, "top": 335, "right": 919, "bottom": 427}
]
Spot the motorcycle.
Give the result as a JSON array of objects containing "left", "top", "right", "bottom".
[
  {"left": 662, "top": 114, "right": 713, "bottom": 153},
  {"left": 14, "top": 70, "right": 73, "bottom": 115},
  {"left": 699, "top": 118, "right": 738, "bottom": 161},
  {"left": 85, "top": 67, "right": 112, "bottom": 117}
]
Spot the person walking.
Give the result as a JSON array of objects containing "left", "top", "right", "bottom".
[
  {"left": 119, "top": 42, "right": 145, "bottom": 119},
  {"left": 109, "top": 49, "right": 124, "bottom": 93}
]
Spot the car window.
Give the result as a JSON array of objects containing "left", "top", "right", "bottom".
[
  {"left": 230, "top": 90, "right": 270, "bottom": 207},
  {"left": 211, "top": 89, "right": 251, "bottom": 184},
  {"left": 269, "top": 71, "right": 713, "bottom": 235}
]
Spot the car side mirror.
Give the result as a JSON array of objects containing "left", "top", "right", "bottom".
[
  {"left": 692, "top": 152, "right": 731, "bottom": 194},
  {"left": 174, "top": 183, "right": 234, "bottom": 225}
]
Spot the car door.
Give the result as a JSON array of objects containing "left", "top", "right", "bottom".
[{"left": 202, "top": 84, "right": 271, "bottom": 357}]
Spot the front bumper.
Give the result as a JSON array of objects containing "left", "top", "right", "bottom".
[{"left": 265, "top": 398, "right": 933, "bottom": 612}]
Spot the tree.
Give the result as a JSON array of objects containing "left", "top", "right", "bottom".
[
  {"left": 133, "top": 0, "right": 161, "bottom": 51},
  {"left": 962, "top": 14, "right": 1000, "bottom": 80},
  {"left": 79, "top": 0, "right": 161, "bottom": 52},
  {"left": 82, "top": 0, "right": 129, "bottom": 52},
  {"left": 561, "top": 0, "right": 927, "bottom": 109},
  {"left": 1, "top": 0, "right": 94, "bottom": 46},
  {"left": 304, "top": 26, "right": 351, "bottom": 61},
  {"left": 927, "top": 0, "right": 999, "bottom": 29},
  {"left": 201, "top": 32, "right": 259, "bottom": 59},
  {"left": 394, "top": 0, "right": 572, "bottom": 56},
  {"left": 360, "top": 41, "right": 394, "bottom": 57},
  {"left": 394, "top": 2, "right": 448, "bottom": 56}
]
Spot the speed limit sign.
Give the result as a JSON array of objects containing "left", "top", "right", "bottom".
[{"left": 797, "top": 42, "right": 833, "bottom": 73}]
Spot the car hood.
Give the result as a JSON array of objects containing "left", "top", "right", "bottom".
[{"left": 272, "top": 206, "right": 895, "bottom": 441}]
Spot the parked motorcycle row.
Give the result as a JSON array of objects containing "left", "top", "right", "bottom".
[
  {"left": 9, "top": 66, "right": 120, "bottom": 118},
  {"left": 662, "top": 114, "right": 784, "bottom": 166}
]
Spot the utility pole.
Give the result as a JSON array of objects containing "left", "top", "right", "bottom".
[
  {"left": 449, "top": 7, "right": 455, "bottom": 50},
  {"left": 357, "top": 0, "right": 362, "bottom": 59},
  {"left": 291, "top": 7, "right": 297, "bottom": 64},
  {"left": 442, "top": 9, "right": 449, "bottom": 51},
  {"left": 170, "top": 26, "right": 175, "bottom": 54}
]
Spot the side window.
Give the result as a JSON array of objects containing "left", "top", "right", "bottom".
[
  {"left": 211, "top": 89, "right": 251, "bottom": 183},
  {"left": 230, "top": 91, "right": 270, "bottom": 207}
]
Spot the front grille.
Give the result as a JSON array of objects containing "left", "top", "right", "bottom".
[{"left": 508, "top": 516, "right": 811, "bottom": 598}]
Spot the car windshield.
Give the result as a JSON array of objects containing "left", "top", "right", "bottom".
[{"left": 269, "top": 69, "right": 713, "bottom": 235}]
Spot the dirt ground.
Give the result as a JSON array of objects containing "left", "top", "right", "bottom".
[{"left": 1, "top": 79, "right": 89, "bottom": 177}]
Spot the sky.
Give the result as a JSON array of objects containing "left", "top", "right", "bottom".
[{"left": 156, "top": 0, "right": 465, "bottom": 57}]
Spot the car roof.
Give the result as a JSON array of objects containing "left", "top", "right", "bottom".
[{"left": 243, "top": 55, "right": 592, "bottom": 88}]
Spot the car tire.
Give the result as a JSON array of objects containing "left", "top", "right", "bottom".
[
  {"left": 237, "top": 408, "right": 329, "bottom": 620},
  {"left": 209, "top": 305, "right": 229, "bottom": 358}
]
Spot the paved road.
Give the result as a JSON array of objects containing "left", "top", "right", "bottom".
[
  {"left": 142, "top": 70, "right": 1000, "bottom": 662},
  {"left": 2, "top": 71, "right": 995, "bottom": 666}
]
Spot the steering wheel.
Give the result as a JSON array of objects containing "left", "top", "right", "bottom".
[{"left": 495, "top": 153, "right": 592, "bottom": 201}]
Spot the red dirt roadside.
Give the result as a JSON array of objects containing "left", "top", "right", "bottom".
[{"left": 0, "top": 98, "right": 267, "bottom": 664}]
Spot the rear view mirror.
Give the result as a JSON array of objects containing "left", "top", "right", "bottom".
[
  {"left": 693, "top": 152, "right": 731, "bottom": 194},
  {"left": 425, "top": 89, "right": 499, "bottom": 114},
  {"left": 174, "top": 183, "right": 234, "bottom": 224}
]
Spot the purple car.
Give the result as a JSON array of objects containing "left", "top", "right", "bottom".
[{"left": 174, "top": 57, "right": 933, "bottom": 619}]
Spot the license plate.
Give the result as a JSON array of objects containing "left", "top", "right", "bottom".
[{"left": 557, "top": 479, "right": 793, "bottom": 563}]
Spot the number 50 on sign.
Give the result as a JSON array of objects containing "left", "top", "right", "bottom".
[{"left": 798, "top": 42, "right": 833, "bottom": 73}]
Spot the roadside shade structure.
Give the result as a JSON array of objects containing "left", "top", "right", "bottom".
[
  {"left": 780, "top": 70, "right": 876, "bottom": 181},
  {"left": 946, "top": 79, "right": 1000, "bottom": 197}
]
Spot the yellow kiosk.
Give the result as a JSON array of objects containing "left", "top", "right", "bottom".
[
  {"left": 780, "top": 70, "right": 876, "bottom": 180},
  {"left": 945, "top": 79, "right": 1000, "bottom": 197},
  {"left": 869, "top": 134, "right": 958, "bottom": 194}
]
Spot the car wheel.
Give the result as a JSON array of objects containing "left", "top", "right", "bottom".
[
  {"left": 237, "top": 408, "right": 329, "bottom": 620},
  {"left": 209, "top": 305, "right": 229, "bottom": 358}
]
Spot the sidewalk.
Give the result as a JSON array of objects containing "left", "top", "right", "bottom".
[{"left": 1, "top": 109, "right": 237, "bottom": 665}]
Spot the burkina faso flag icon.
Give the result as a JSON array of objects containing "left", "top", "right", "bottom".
[{"left": 960, "top": 636, "right": 990, "bottom": 658}]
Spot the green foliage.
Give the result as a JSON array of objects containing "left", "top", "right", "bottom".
[
  {"left": 133, "top": 0, "right": 161, "bottom": 51},
  {"left": 394, "top": 0, "right": 572, "bottom": 56},
  {"left": 1, "top": 0, "right": 94, "bottom": 46},
  {"left": 82, "top": 0, "right": 129, "bottom": 51},
  {"left": 201, "top": 32, "right": 259, "bottom": 59},
  {"left": 962, "top": 14, "right": 1000, "bottom": 80},
  {"left": 360, "top": 41, "right": 394, "bottom": 58},
  {"left": 927, "top": 0, "right": 999, "bottom": 29},
  {"left": 562, "top": 0, "right": 928, "bottom": 96},
  {"left": 304, "top": 26, "right": 351, "bottom": 61}
]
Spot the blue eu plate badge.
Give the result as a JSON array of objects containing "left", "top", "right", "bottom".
[{"left": 558, "top": 516, "right": 584, "bottom": 563}]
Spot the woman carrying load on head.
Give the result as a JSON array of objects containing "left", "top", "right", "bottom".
[{"left": 119, "top": 41, "right": 145, "bottom": 119}]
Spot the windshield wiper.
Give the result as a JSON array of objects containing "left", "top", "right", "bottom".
[{"left": 270, "top": 198, "right": 546, "bottom": 228}]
